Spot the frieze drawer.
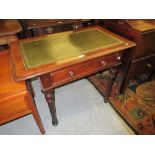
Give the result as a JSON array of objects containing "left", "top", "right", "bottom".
[{"left": 50, "top": 53, "right": 122, "bottom": 87}]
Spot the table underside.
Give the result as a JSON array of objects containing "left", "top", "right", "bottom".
[{"left": 20, "top": 28, "right": 122, "bottom": 69}]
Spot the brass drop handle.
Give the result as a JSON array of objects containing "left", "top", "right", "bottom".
[
  {"left": 101, "top": 60, "right": 106, "bottom": 66},
  {"left": 117, "top": 56, "right": 121, "bottom": 61},
  {"left": 68, "top": 71, "right": 75, "bottom": 77}
]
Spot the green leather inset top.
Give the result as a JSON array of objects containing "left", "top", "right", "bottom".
[{"left": 20, "top": 28, "right": 122, "bottom": 69}]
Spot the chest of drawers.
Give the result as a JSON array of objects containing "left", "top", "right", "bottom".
[{"left": 104, "top": 19, "right": 155, "bottom": 92}]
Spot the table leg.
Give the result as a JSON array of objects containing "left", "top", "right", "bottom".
[
  {"left": 26, "top": 80, "right": 45, "bottom": 134},
  {"left": 44, "top": 89, "right": 58, "bottom": 126},
  {"left": 104, "top": 68, "right": 118, "bottom": 103}
]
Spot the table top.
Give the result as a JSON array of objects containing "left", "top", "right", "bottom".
[
  {"left": 10, "top": 26, "right": 136, "bottom": 81},
  {"left": 0, "top": 20, "right": 22, "bottom": 37},
  {"left": 126, "top": 20, "right": 155, "bottom": 32}
]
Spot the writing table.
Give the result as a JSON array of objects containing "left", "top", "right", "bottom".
[{"left": 10, "top": 26, "right": 135, "bottom": 125}]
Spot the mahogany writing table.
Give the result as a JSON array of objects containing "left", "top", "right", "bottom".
[{"left": 10, "top": 26, "right": 135, "bottom": 126}]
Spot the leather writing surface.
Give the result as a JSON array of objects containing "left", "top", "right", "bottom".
[{"left": 20, "top": 28, "right": 122, "bottom": 69}]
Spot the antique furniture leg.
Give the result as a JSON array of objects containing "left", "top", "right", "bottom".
[
  {"left": 26, "top": 79, "right": 35, "bottom": 98},
  {"left": 146, "top": 62, "right": 154, "bottom": 81},
  {"left": 148, "top": 70, "right": 154, "bottom": 81},
  {"left": 117, "top": 49, "right": 133, "bottom": 94},
  {"left": 39, "top": 74, "right": 58, "bottom": 126},
  {"left": 103, "top": 68, "right": 118, "bottom": 103},
  {"left": 44, "top": 89, "right": 58, "bottom": 126},
  {"left": 26, "top": 80, "right": 45, "bottom": 134},
  {"left": 26, "top": 92, "right": 45, "bottom": 134},
  {"left": 119, "top": 66, "right": 131, "bottom": 94}
]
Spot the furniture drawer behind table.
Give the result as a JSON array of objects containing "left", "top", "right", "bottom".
[
  {"left": 128, "top": 54, "right": 155, "bottom": 79},
  {"left": 146, "top": 54, "right": 155, "bottom": 70},
  {"left": 50, "top": 53, "right": 122, "bottom": 87}
]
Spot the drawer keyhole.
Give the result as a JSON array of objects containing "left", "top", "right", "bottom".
[{"left": 68, "top": 71, "right": 75, "bottom": 77}]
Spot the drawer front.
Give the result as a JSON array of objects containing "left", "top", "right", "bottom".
[
  {"left": 0, "top": 92, "right": 31, "bottom": 124},
  {"left": 51, "top": 54, "right": 122, "bottom": 87},
  {"left": 146, "top": 55, "right": 155, "bottom": 70},
  {"left": 32, "top": 20, "right": 78, "bottom": 36},
  {"left": 104, "top": 20, "right": 155, "bottom": 60},
  {"left": 128, "top": 55, "right": 155, "bottom": 79},
  {"left": 57, "top": 19, "right": 77, "bottom": 25}
]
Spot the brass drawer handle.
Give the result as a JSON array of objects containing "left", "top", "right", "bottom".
[
  {"left": 68, "top": 71, "right": 75, "bottom": 77},
  {"left": 72, "top": 24, "right": 79, "bottom": 29},
  {"left": 46, "top": 27, "right": 54, "bottom": 33},
  {"left": 117, "top": 56, "right": 121, "bottom": 61},
  {"left": 101, "top": 60, "right": 106, "bottom": 66}
]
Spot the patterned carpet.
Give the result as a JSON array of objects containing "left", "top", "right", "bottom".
[{"left": 88, "top": 73, "right": 155, "bottom": 135}]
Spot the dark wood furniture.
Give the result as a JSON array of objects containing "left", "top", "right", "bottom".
[
  {"left": 103, "top": 19, "right": 155, "bottom": 92},
  {"left": 0, "top": 50, "right": 45, "bottom": 134},
  {"left": 0, "top": 20, "right": 22, "bottom": 47},
  {"left": 10, "top": 26, "right": 135, "bottom": 126},
  {"left": 22, "top": 19, "right": 97, "bottom": 37}
]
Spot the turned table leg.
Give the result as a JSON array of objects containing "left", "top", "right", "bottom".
[
  {"left": 44, "top": 89, "right": 58, "bottom": 126},
  {"left": 104, "top": 68, "right": 118, "bottom": 103}
]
